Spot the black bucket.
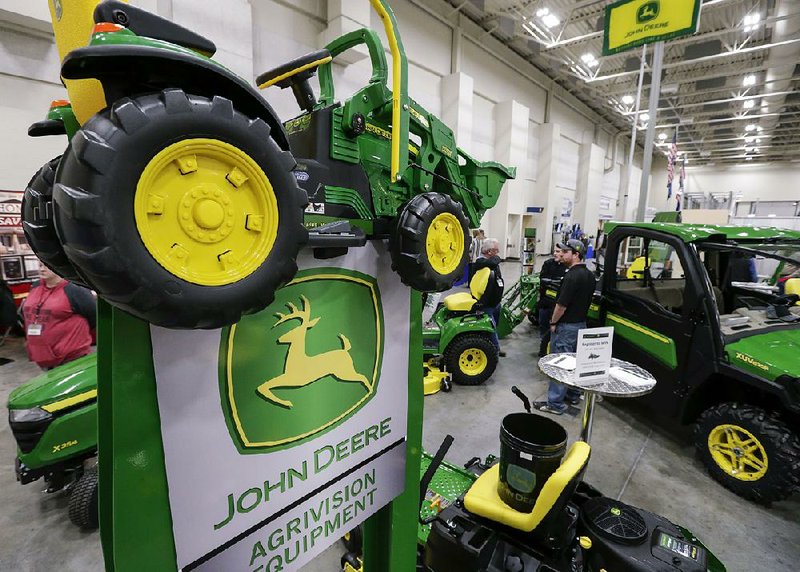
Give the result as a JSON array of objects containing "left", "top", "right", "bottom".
[{"left": 497, "top": 412, "right": 567, "bottom": 512}]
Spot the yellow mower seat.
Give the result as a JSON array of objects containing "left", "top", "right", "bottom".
[
  {"left": 464, "top": 441, "right": 591, "bottom": 532},
  {"left": 785, "top": 278, "right": 800, "bottom": 304},
  {"left": 444, "top": 267, "right": 491, "bottom": 311}
]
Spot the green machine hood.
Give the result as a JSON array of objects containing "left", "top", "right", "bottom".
[
  {"left": 725, "top": 328, "right": 800, "bottom": 380},
  {"left": 8, "top": 353, "right": 97, "bottom": 410}
]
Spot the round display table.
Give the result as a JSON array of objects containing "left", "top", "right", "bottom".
[{"left": 538, "top": 353, "right": 656, "bottom": 443}]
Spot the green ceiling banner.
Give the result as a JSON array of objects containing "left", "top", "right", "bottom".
[{"left": 603, "top": 0, "right": 701, "bottom": 56}]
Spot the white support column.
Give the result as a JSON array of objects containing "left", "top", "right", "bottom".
[
  {"left": 441, "top": 72, "right": 473, "bottom": 155},
  {"left": 535, "top": 123, "right": 560, "bottom": 255},
  {"left": 172, "top": 0, "right": 252, "bottom": 80},
  {"left": 491, "top": 100, "right": 529, "bottom": 259},
  {"left": 318, "top": 0, "right": 371, "bottom": 65},
  {"left": 574, "top": 143, "right": 605, "bottom": 238}
]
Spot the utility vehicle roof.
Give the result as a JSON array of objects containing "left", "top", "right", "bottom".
[{"left": 604, "top": 222, "right": 800, "bottom": 243}]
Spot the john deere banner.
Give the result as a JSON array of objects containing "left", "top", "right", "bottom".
[
  {"left": 150, "top": 244, "right": 410, "bottom": 571},
  {"left": 603, "top": 0, "right": 701, "bottom": 56}
]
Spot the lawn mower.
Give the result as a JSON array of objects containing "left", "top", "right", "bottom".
[
  {"left": 7, "top": 353, "right": 99, "bottom": 529},
  {"left": 24, "top": 0, "right": 515, "bottom": 330},
  {"left": 423, "top": 267, "right": 500, "bottom": 386},
  {"left": 341, "top": 387, "right": 727, "bottom": 572}
]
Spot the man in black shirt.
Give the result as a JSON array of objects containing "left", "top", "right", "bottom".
[
  {"left": 537, "top": 246, "right": 567, "bottom": 356},
  {"left": 535, "top": 239, "right": 596, "bottom": 415}
]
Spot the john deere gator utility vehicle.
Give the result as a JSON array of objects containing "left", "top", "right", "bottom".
[
  {"left": 7, "top": 354, "right": 99, "bottom": 529},
  {"left": 592, "top": 222, "right": 800, "bottom": 504},
  {"left": 24, "top": 0, "right": 514, "bottom": 329}
]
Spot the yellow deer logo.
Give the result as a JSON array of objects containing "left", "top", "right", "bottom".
[{"left": 257, "top": 296, "right": 372, "bottom": 408}]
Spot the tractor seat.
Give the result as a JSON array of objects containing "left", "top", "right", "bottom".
[
  {"left": 444, "top": 267, "right": 491, "bottom": 312},
  {"left": 463, "top": 441, "right": 590, "bottom": 532},
  {"left": 94, "top": 1, "right": 217, "bottom": 55},
  {"left": 257, "top": 50, "right": 332, "bottom": 89},
  {"left": 785, "top": 278, "right": 800, "bottom": 305}
]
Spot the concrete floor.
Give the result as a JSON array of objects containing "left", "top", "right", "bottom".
[{"left": 1, "top": 265, "right": 798, "bottom": 571}]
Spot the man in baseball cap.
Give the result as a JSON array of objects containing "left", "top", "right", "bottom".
[{"left": 535, "top": 238, "right": 596, "bottom": 415}]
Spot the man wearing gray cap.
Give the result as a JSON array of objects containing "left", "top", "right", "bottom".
[{"left": 534, "top": 239, "right": 596, "bottom": 415}]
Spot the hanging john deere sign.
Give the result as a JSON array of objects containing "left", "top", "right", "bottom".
[
  {"left": 603, "top": 0, "right": 702, "bottom": 56},
  {"left": 148, "top": 246, "right": 411, "bottom": 571}
]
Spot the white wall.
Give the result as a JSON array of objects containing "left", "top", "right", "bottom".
[{"left": 1, "top": 0, "right": 652, "bottom": 255}]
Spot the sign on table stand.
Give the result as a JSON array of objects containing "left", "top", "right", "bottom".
[
  {"left": 575, "top": 327, "right": 614, "bottom": 383},
  {"left": 97, "top": 243, "right": 423, "bottom": 572}
]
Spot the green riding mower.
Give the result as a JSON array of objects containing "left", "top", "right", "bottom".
[
  {"left": 423, "top": 268, "right": 501, "bottom": 386},
  {"left": 23, "top": 0, "right": 514, "bottom": 329},
  {"left": 496, "top": 273, "right": 540, "bottom": 337},
  {"left": 341, "top": 387, "right": 726, "bottom": 572},
  {"left": 7, "top": 354, "right": 99, "bottom": 529}
]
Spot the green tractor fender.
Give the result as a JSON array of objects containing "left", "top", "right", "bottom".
[
  {"left": 439, "top": 311, "right": 496, "bottom": 353},
  {"left": 60, "top": 42, "right": 290, "bottom": 151}
]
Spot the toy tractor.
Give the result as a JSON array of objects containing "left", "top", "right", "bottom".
[
  {"left": 24, "top": 0, "right": 514, "bottom": 329},
  {"left": 7, "top": 354, "right": 99, "bottom": 529}
]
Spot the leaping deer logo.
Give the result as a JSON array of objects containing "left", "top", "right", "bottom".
[{"left": 257, "top": 296, "right": 372, "bottom": 408}]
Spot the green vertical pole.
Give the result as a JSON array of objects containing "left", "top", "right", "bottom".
[
  {"left": 362, "top": 291, "right": 423, "bottom": 570},
  {"left": 98, "top": 306, "right": 177, "bottom": 571}
]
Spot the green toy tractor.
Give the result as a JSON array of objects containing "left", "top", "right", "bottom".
[
  {"left": 24, "top": 0, "right": 514, "bottom": 329},
  {"left": 7, "top": 354, "right": 99, "bottom": 529}
]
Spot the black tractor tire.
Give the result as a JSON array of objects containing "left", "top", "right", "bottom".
[
  {"left": 21, "top": 156, "right": 84, "bottom": 283},
  {"left": 443, "top": 333, "right": 498, "bottom": 386},
  {"left": 68, "top": 467, "right": 99, "bottom": 529},
  {"left": 340, "top": 552, "right": 362, "bottom": 571},
  {"left": 389, "top": 193, "right": 470, "bottom": 292},
  {"left": 695, "top": 402, "right": 800, "bottom": 504},
  {"left": 341, "top": 525, "right": 363, "bottom": 555},
  {"left": 53, "top": 89, "right": 308, "bottom": 329}
]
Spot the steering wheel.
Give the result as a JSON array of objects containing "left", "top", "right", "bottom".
[{"left": 257, "top": 49, "right": 331, "bottom": 111}]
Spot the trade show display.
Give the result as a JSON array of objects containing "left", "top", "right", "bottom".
[{"left": 8, "top": 0, "right": 800, "bottom": 571}]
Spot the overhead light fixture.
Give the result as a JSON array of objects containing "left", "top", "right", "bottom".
[
  {"left": 658, "top": 132, "right": 667, "bottom": 141},
  {"left": 743, "top": 99, "right": 755, "bottom": 109},
  {"left": 743, "top": 74, "right": 756, "bottom": 86},
  {"left": 753, "top": 147, "right": 760, "bottom": 153},
  {"left": 743, "top": 13, "right": 760, "bottom": 32},
  {"left": 621, "top": 94, "right": 635, "bottom": 105},
  {"left": 535, "top": 7, "right": 560, "bottom": 28},
  {"left": 581, "top": 53, "right": 599, "bottom": 68},
  {"left": 745, "top": 124, "right": 757, "bottom": 132},
  {"left": 746, "top": 157, "right": 753, "bottom": 161},
  {"left": 757, "top": 125, "right": 763, "bottom": 132},
  {"left": 744, "top": 136, "right": 755, "bottom": 143},
  {"left": 640, "top": 112, "right": 649, "bottom": 122}
]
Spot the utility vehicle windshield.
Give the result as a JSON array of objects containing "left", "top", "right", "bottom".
[{"left": 698, "top": 241, "right": 800, "bottom": 334}]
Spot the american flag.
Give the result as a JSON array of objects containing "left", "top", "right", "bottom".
[
  {"left": 676, "top": 155, "right": 686, "bottom": 211},
  {"left": 666, "top": 130, "right": 678, "bottom": 199}
]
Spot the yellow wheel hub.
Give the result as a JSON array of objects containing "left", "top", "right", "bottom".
[
  {"left": 134, "top": 138, "right": 279, "bottom": 286},
  {"left": 708, "top": 424, "right": 768, "bottom": 482},
  {"left": 426, "top": 212, "right": 464, "bottom": 275},
  {"left": 459, "top": 348, "right": 488, "bottom": 375}
]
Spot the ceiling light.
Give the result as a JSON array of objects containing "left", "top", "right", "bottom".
[
  {"left": 756, "top": 137, "right": 761, "bottom": 143},
  {"left": 756, "top": 125, "right": 763, "bottom": 132},
  {"left": 753, "top": 147, "right": 759, "bottom": 153},
  {"left": 744, "top": 136, "right": 755, "bottom": 143},
  {"left": 640, "top": 112, "right": 649, "bottom": 122},
  {"left": 746, "top": 157, "right": 753, "bottom": 161},
  {"left": 743, "top": 75, "right": 756, "bottom": 86},
  {"left": 743, "top": 99, "right": 755, "bottom": 109},
  {"left": 745, "top": 124, "right": 756, "bottom": 132},
  {"left": 743, "top": 13, "right": 760, "bottom": 32},
  {"left": 536, "top": 8, "right": 549, "bottom": 17},
  {"left": 658, "top": 133, "right": 667, "bottom": 140},
  {"left": 621, "top": 95, "right": 634, "bottom": 105},
  {"left": 541, "top": 13, "right": 560, "bottom": 28},
  {"left": 581, "top": 53, "right": 598, "bottom": 67}
]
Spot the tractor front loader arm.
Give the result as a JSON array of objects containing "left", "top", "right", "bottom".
[{"left": 61, "top": 42, "right": 290, "bottom": 151}]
